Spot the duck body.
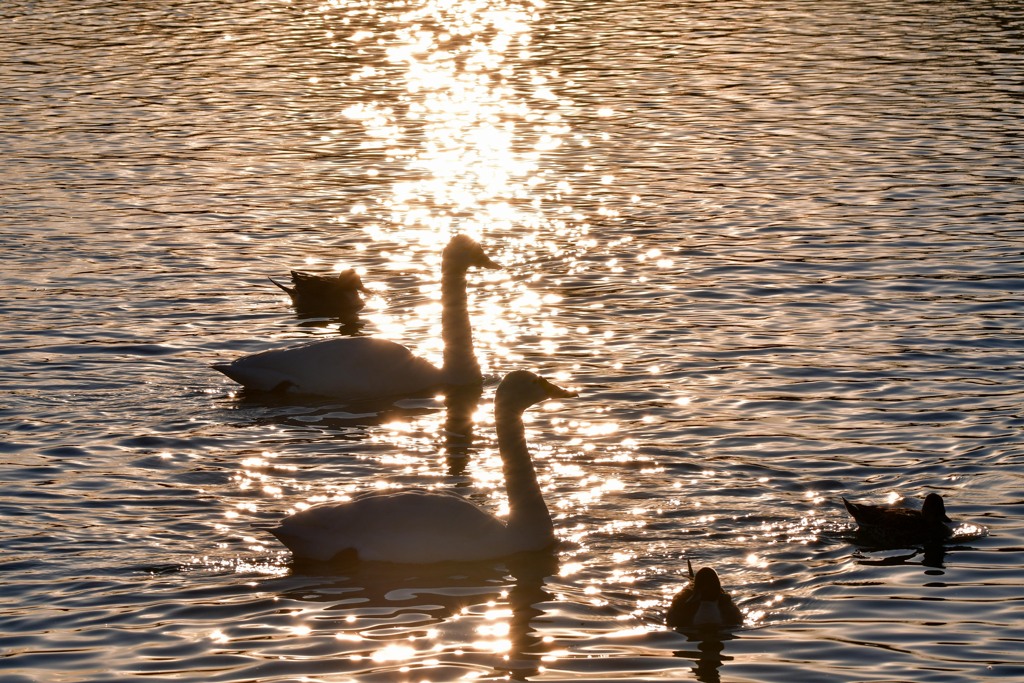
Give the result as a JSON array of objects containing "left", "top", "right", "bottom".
[
  {"left": 269, "top": 370, "right": 577, "bottom": 564},
  {"left": 666, "top": 565, "right": 743, "bottom": 631},
  {"left": 842, "top": 492, "right": 953, "bottom": 545},
  {"left": 216, "top": 235, "right": 499, "bottom": 400},
  {"left": 270, "top": 268, "right": 368, "bottom": 318}
]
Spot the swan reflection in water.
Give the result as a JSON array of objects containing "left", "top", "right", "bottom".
[
  {"left": 222, "top": 285, "right": 490, "bottom": 468},
  {"left": 495, "top": 552, "right": 558, "bottom": 680},
  {"left": 272, "top": 551, "right": 557, "bottom": 679},
  {"left": 443, "top": 383, "right": 484, "bottom": 476},
  {"left": 253, "top": 371, "right": 570, "bottom": 675}
]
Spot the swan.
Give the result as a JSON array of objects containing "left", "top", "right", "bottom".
[
  {"left": 842, "top": 492, "right": 954, "bottom": 544},
  {"left": 214, "top": 234, "right": 499, "bottom": 399},
  {"left": 269, "top": 268, "right": 369, "bottom": 318},
  {"left": 666, "top": 560, "right": 743, "bottom": 630},
  {"left": 268, "top": 370, "right": 577, "bottom": 563}
]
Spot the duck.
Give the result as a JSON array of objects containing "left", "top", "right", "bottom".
[
  {"left": 269, "top": 370, "right": 577, "bottom": 564},
  {"left": 269, "top": 268, "right": 369, "bottom": 318},
  {"left": 842, "top": 492, "right": 954, "bottom": 545},
  {"left": 666, "top": 560, "right": 743, "bottom": 630},
  {"left": 214, "top": 234, "right": 499, "bottom": 399}
]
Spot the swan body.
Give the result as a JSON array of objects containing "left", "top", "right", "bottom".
[
  {"left": 215, "top": 235, "right": 499, "bottom": 399},
  {"left": 272, "top": 489, "right": 519, "bottom": 564},
  {"left": 215, "top": 336, "right": 441, "bottom": 397},
  {"left": 843, "top": 492, "right": 954, "bottom": 544},
  {"left": 666, "top": 562, "right": 743, "bottom": 630},
  {"left": 269, "top": 268, "right": 369, "bottom": 318},
  {"left": 270, "top": 370, "right": 577, "bottom": 564}
]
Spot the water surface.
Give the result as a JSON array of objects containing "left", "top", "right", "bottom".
[{"left": 2, "top": 0, "right": 1023, "bottom": 681}]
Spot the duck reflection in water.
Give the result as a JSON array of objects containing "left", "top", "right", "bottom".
[
  {"left": 853, "top": 544, "right": 948, "bottom": 572},
  {"left": 673, "top": 633, "right": 737, "bottom": 683}
]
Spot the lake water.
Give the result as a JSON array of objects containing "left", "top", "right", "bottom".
[{"left": 2, "top": 0, "right": 1023, "bottom": 681}]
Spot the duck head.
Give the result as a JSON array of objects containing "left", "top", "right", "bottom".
[
  {"left": 337, "top": 269, "right": 371, "bottom": 294},
  {"left": 922, "top": 493, "right": 952, "bottom": 524},
  {"left": 692, "top": 566, "right": 725, "bottom": 601}
]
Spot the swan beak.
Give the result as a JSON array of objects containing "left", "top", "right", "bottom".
[
  {"left": 547, "top": 383, "right": 579, "bottom": 399},
  {"left": 479, "top": 254, "right": 502, "bottom": 270}
]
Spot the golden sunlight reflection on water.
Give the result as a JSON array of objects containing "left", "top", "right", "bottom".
[
  {"left": 314, "top": 0, "right": 612, "bottom": 360},
  {"left": 4, "top": 0, "right": 1022, "bottom": 678},
  {"left": 218, "top": 0, "right": 766, "bottom": 676},
  {"left": 323, "top": 0, "right": 583, "bottom": 247}
]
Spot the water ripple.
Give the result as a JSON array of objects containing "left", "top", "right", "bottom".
[{"left": 2, "top": 0, "right": 1023, "bottom": 681}]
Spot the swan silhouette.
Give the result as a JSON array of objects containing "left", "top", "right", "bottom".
[
  {"left": 843, "top": 492, "right": 954, "bottom": 545},
  {"left": 269, "top": 268, "right": 369, "bottom": 318},
  {"left": 269, "top": 370, "right": 577, "bottom": 563},
  {"left": 666, "top": 560, "right": 743, "bottom": 630},
  {"left": 214, "top": 235, "right": 499, "bottom": 399}
]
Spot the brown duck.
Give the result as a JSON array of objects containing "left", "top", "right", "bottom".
[
  {"left": 666, "top": 561, "right": 743, "bottom": 630},
  {"left": 842, "top": 492, "right": 954, "bottom": 545},
  {"left": 269, "top": 268, "right": 369, "bottom": 318}
]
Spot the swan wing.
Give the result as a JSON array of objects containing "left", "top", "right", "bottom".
[
  {"left": 272, "top": 489, "right": 510, "bottom": 563},
  {"left": 214, "top": 337, "right": 442, "bottom": 398}
]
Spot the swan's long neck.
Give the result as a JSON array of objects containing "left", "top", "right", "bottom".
[
  {"left": 496, "top": 401, "right": 555, "bottom": 549},
  {"left": 440, "top": 264, "right": 481, "bottom": 384}
]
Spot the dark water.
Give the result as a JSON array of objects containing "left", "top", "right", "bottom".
[{"left": 2, "top": 0, "right": 1023, "bottom": 681}]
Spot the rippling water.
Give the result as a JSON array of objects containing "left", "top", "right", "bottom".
[{"left": 3, "top": 0, "right": 1024, "bottom": 681}]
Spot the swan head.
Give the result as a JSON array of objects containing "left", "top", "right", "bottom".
[
  {"left": 922, "top": 493, "right": 952, "bottom": 523},
  {"left": 496, "top": 370, "right": 577, "bottom": 413},
  {"left": 443, "top": 234, "right": 501, "bottom": 272}
]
